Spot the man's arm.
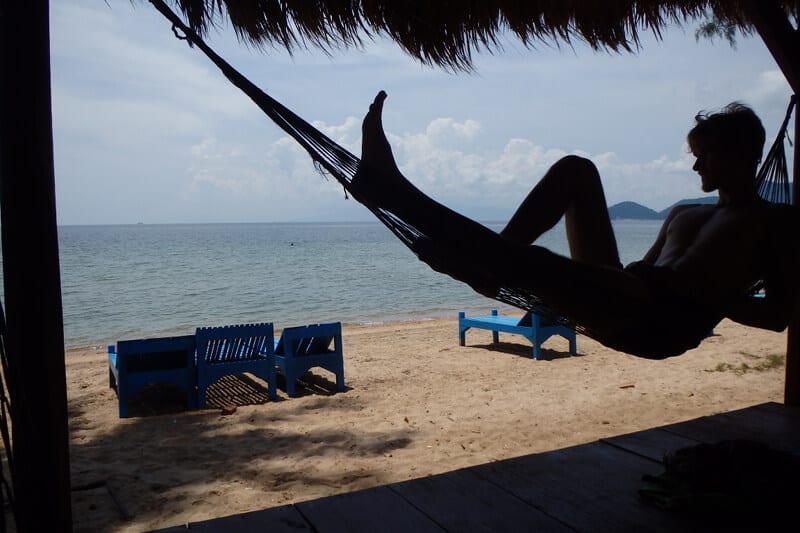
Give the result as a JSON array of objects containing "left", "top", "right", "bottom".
[
  {"left": 726, "top": 292, "right": 794, "bottom": 331},
  {"left": 727, "top": 206, "right": 799, "bottom": 331}
]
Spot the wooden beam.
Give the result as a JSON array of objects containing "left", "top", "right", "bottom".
[
  {"left": 743, "top": 0, "right": 800, "bottom": 92},
  {"left": 0, "top": 0, "right": 73, "bottom": 529},
  {"left": 742, "top": 0, "right": 800, "bottom": 405},
  {"left": 785, "top": 104, "right": 800, "bottom": 405}
]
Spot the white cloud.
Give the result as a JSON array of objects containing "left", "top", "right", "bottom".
[
  {"left": 426, "top": 118, "right": 481, "bottom": 142},
  {"left": 312, "top": 116, "right": 362, "bottom": 151},
  {"left": 353, "top": 118, "right": 703, "bottom": 214},
  {"left": 744, "top": 70, "right": 793, "bottom": 109}
]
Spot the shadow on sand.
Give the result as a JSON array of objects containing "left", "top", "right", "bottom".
[
  {"left": 469, "top": 341, "right": 582, "bottom": 361},
  {"left": 69, "top": 371, "right": 411, "bottom": 532}
]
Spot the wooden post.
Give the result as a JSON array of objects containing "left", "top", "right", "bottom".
[
  {"left": 785, "top": 101, "right": 800, "bottom": 405},
  {"left": 741, "top": 0, "right": 800, "bottom": 405},
  {"left": 0, "top": 0, "right": 73, "bottom": 530}
]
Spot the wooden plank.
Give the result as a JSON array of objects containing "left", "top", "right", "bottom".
[
  {"left": 603, "top": 428, "right": 700, "bottom": 462},
  {"left": 154, "top": 404, "right": 800, "bottom": 532},
  {"left": 179, "top": 504, "right": 311, "bottom": 532},
  {"left": 297, "top": 485, "right": 445, "bottom": 533},
  {"left": 390, "top": 467, "right": 573, "bottom": 532},
  {"left": 471, "top": 442, "right": 703, "bottom": 532},
  {"left": 661, "top": 402, "right": 800, "bottom": 450},
  {"left": 738, "top": 401, "right": 800, "bottom": 427}
]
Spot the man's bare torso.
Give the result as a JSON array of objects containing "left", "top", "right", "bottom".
[{"left": 651, "top": 203, "right": 769, "bottom": 296}]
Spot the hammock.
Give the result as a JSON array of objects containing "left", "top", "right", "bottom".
[{"left": 150, "top": 0, "right": 794, "bottom": 354}]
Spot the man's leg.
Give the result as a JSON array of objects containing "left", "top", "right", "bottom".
[
  {"left": 501, "top": 156, "right": 622, "bottom": 268},
  {"left": 351, "top": 91, "right": 510, "bottom": 257},
  {"left": 350, "top": 92, "right": 647, "bottom": 331}
]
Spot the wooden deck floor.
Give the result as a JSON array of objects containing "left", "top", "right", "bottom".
[{"left": 155, "top": 402, "right": 800, "bottom": 532}]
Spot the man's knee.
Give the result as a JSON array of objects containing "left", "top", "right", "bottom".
[
  {"left": 551, "top": 155, "right": 601, "bottom": 190},
  {"left": 554, "top": 155, "right": 598, "bottom": 174}
]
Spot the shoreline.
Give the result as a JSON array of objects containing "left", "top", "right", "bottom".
[
  {"left": 70, "top": 316, "right": 788, "bottom": 532},
  {"left": 65, "top": 305, "right": 520, "bottom": 353}
]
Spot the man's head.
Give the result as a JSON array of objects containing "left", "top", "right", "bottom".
[{"left": 687, "top": 103, "right": 765, "bottom": 193}]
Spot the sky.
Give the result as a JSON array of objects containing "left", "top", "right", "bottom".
[{"left": 50, "top": 2, "right": 795, "bottom": 225}]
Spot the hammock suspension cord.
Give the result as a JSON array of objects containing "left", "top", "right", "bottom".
[{"left": 756, "top": 95, "right": 795, "bottom": 205}]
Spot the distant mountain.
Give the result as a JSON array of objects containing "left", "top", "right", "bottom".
[
  {"left": 608, "top": 201, "right": 660, "bottom": 220},
  {"left": 609, "top": 196, "right": 717, "bottom": 220}
]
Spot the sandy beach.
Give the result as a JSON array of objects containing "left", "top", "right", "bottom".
[{"left": 67, "top": 316, "right": 788, "bottom": 532}]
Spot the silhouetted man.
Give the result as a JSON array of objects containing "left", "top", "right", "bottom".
[{"left": 351, "top": 91, "right": 797, "bottom": 358}]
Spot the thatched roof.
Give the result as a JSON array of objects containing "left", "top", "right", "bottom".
[{"left": 163, "top": 1, "right": 796, "bottom": 71}]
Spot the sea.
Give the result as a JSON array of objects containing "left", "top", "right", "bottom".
[{"left": 1, "top": 220, "right": 662, "bottom": 350}]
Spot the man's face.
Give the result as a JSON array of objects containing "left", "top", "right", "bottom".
[{"left": 691, "top": 140, "right": 746, "bottom": 193}]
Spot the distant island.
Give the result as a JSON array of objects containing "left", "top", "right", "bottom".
[{"left": 608, "top": 196, "right": 717, "bottom": 220}]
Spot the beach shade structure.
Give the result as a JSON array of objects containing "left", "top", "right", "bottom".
[
  {"left": 195, "top": 322, "right": 277, "bottom": 408},
  {"left": 3, "top": 1, "right": 800, "bottom": 531},
  {"left": 459, "top": 310, "right": 577, "bottom": 360},
  {"left": 108, "top": 335, "right": 197, "bottom": 418},
  {"left": 274, "top": 322, "right": 345, "bottom": 397}
]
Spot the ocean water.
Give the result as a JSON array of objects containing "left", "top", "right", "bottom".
[{"left": 2, "top": 220, "right": 661, "bottom": 349}]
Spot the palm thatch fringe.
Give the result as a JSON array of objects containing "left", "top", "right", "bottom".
[{"left": 156, "top": 1, "right": 797, "bottom": 70}]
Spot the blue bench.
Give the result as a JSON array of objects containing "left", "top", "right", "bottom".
[
  {"left": 274, "top": 322, "right": 345, "bottom": 397},
  {"left": 108, "top": 320, "right": 340, "bottom": 416},
  {"left": 458, "top": 309, "right": 577, "bottom": 360},
  {"left": 108, "top": 334, "right": 197, "bottom": 418},
  {"left": 196, "top": 322, "right": 277, "bottom": 408}
]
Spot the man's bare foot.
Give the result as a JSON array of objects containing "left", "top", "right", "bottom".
[{"left": 350, "top": 91, "right": 409, "bottom": 210}]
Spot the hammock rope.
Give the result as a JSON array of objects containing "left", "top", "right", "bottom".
[
  {"left": 149, "top": 0, "right": 795, "bottom": 346},
  {"left": 756, "top": 95, "right": 795, "bottom": 205},
  {"left": 149, "top": 0, "right": 431, "bottom": 254}
]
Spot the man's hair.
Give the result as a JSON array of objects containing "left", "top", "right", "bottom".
[{"left": 687, "top": 102, "right": 766, "bottom": 169}]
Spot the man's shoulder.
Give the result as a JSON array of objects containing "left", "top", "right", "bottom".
[
  {"left": 670, "top": 202, "right": 715, "bottom": 213},
  {"left": 665, "top": 203, "right": 714, "bottom": 221}
]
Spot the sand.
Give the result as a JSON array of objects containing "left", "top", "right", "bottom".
[{"left": 67, "top": 316, "right": 789, "bottom": 532}]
